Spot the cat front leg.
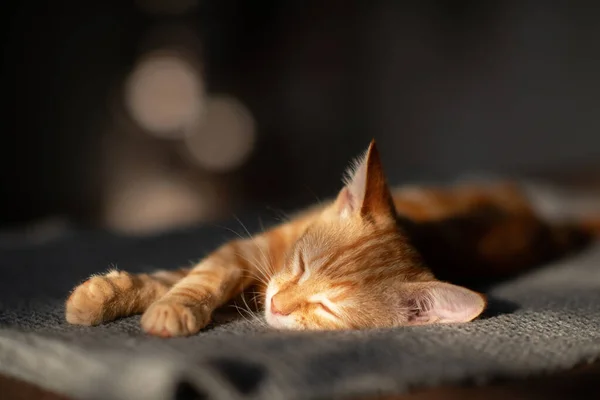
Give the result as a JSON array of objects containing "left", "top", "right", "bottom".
[
  {"left": 140, "top": 237, "right": 275, "bottom": 337},
  {"left": 140, "top": 264, "right": 240, "bottom": 337},
  {"left": 65, "top": 268, "right": 189, "bottom": 326}
]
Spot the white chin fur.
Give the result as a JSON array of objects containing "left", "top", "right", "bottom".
[
  {"left": 264, "top": 283, "right": 296, "bottom": 329},
  {"left": 265, "top": 313, "right": 296, "bottom": 329}
]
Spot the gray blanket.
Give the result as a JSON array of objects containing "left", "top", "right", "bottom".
[{"left": 1, "top": 214, "right": 600, "bottom": 400}]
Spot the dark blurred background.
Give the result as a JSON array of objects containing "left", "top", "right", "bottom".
[{"left": 2, "top": 0, "right": 600, "bottom": 236}]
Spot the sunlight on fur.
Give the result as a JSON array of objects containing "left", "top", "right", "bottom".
[{"left": 66, "top": 140, "right": 600, "bottom": 337}]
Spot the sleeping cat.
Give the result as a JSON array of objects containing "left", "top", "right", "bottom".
[{"left": 65, "top": 140, "right": 599, "bottom": 337}]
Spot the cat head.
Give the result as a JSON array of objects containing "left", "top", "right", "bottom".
[{"left": 265, "top": 140, "right": 486, "bottom": 330}]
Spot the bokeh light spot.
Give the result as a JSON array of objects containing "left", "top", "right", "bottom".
[
  {"left": 125, "top": 51, "right": 205, "bottom": 138},
  {"left": 104, "top": 173, "right": 213, "bottom": 234},
  {"left": 185, "top": 95, "right": 256, "bottom": 172}
]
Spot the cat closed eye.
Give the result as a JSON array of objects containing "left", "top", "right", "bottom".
[
  {"left": 297, "top": 253, "right": 306, "bottom": 273},
  {"left": 293, "top": 253, "right": 306, "bottom": 278},
  {"left": 316, "top": 302, "right": 336, "bottom": 316}
]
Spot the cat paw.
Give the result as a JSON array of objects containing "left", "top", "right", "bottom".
[
  {"left": 65, "top": 276, "right": 116, "bottom": 325},
  {"left": 141, "top": 301, "right": 209, "bottom": 337},
  {"left": 65, "top": 271, "right": 133, "bottom": 326}
]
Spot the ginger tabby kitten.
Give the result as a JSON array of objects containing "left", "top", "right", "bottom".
[{"left": 65, "top": 140, "right": 599, "bottom": 336}]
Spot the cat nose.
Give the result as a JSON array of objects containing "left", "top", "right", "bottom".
[{"left": 270, "top": 295, "right": 291, "bottom": 316}]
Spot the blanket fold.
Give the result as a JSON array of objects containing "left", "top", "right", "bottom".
[{"left": 1, "top": 221, "right": 600, "bottom": 400}]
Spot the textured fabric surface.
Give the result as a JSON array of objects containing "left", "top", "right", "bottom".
[{"left": 1, "top": 214, "right": 600, "bottom": 400}]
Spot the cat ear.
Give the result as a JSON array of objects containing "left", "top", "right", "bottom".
[
  {"left": 335, "top": 139, "right": 395, "bottom": 218},
  {"left": 399, "top": 281, "right": 486, "bottom": 324}
]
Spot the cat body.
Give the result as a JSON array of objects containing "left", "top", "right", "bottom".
[{"left": 65, "top": 141, "right": 599, "bottom": 336}]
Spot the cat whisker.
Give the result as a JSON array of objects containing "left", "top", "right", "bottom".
[
  {"left": 266, "top": 206, "right": 291, "bottom": 223},
  {"left": 232, "top": 252, "right": 270, "bottom": 286},
  {"left": 249, "top": 290, "right": 263, "bottom": 310},
  {"left": 214, "top": 224, "right": 268, "bottom": 274},
  {"left": 223, "top": 215, "right": 275, "bottom": 285},
  {"left": 303, "top": 184, "right": 322, "bottom": 205},
  {"left": 230, "top": 292, "right": 267, "bottom": 329},
  {"left": 251, "top": 244, "right": 275, "bottom": 282},
  {"left": 253, "top": 262, "right": 274, "bottom": 285},
  {"left": 233, "top": 215, "right": 276, "bottom": 279},
  {"left": 247, "top": 259, "right": 271, "bottom": 282},
  {"left": 215, "top": 224, "right": 248, "bottom": 241},
  {"left": 230, "top": 304, "right": 254, "bottom": 324},
  {"left": 240, "top": 290, "right": 260, "bottom": 317},
  {"left": 246, "top": 272, "right": 269, "bottom": 287},
  {"left": 233, "top": 214, "right": 253, "bottom": 239},
  {"left": 216, "top": 224, "right": 272, "bottom": 281}
]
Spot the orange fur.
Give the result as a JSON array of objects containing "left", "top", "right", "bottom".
[{"left": 65, "top": 140, "right": 600, "bottom": 336}]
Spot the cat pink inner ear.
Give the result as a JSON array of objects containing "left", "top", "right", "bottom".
[
  {"left": 336, "top": 139, "right": 394, "bottom": 217},
  {"left": 336, "top": 187, "right": 358, "bottom": 215},
  {"left": 405, "top": 282, "right": 486, "bottom": 324},
  {"left": 336, "top": 150, "right": 369, "bottom": 215}
]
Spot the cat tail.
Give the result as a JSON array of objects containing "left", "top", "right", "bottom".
[
  {"left": 547, "top": 217, "right": 600, "bottom": 259},
  {"left": 515, "top": 179, "right": 600, "bottom": 250},
  {"left": 576, "top": 217, "right": 600, "bottom": 238}
]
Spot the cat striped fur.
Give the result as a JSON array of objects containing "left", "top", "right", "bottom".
[{"left": 66, "top": 140, "right": 600, "bottom": 337}]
